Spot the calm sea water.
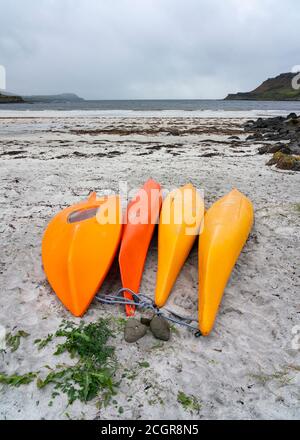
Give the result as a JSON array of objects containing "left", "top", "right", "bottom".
[
  {"left": 1, "top": 100, "right": 300, "bottom": 119},
  {"left": 1, "top": 99, "right": 300, "bottom": 112}
]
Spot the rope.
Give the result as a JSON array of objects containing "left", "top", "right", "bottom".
[{"left": 95, "top": 288, "right": 202, "bottom": 336}]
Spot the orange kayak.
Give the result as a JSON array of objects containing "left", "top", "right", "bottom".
[
  {"left": 42, "top": 192, "right": 122, "bottom": 317},
  {"left": 119, "top": 179, "right": 162, "bottom": 316},
  {"left": 198, "top": 189, "right": 254, "bottom": 335},
  {"left": 155, "top": 184, "right": 205, "bottom": 308}
]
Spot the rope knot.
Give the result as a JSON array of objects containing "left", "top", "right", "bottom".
[{"left": 95, "top": 287, "right": 201, "bottom": 336}]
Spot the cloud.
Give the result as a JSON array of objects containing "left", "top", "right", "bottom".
[{"left": 0, "top": 0, "right": 299, "bottom": 98}]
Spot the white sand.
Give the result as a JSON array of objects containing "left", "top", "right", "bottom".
[{"left": 0, "top": 114, "right": 299, "bottom": 420}]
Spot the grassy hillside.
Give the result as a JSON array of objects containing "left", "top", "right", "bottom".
[
  {"left": 0, "top": 92, "right": 84, "bottom": 104},
  {"left": 225, "top": 73, "right": 300, "bottom": 101}
]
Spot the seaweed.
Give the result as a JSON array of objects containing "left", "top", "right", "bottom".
[
  {"left": 36, "top": 319, "right": 117, "bottom": 405},
  {"left": 2, "top": 319, "right": 119, "bottom": 406},
  {"left": 0, "top": 372, "right": 37, "bottom": 386},
  {"left": 177, "top": 391, "right": 202, "bottom": 413},
  {"left": 6, "top": 330, "right": 29, "bottom": 352}
]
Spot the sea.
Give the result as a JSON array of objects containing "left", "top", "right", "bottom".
[{"left": 1, "top": 99, "right": 300, "bottom": 118}]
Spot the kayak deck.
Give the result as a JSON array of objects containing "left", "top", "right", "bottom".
[
  {"left": 119, "top": 179, "right": 162, "bottom": 315},
  {"left": 42, "top": 192, "right": 122, "bottom": 317},
  {"left": 198, "top": 189, "right": 254, "bottom": 335},
  {"left": 155, "top": 183, "right": 204, "bottom": 308}
]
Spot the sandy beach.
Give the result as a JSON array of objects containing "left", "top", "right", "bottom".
[{"left": 0, "top": 112, "right": 299, "bottom": 420}]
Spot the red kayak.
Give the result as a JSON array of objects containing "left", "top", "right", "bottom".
[{"left": 119, "top": 179, "right": 162, "bottom": 316}]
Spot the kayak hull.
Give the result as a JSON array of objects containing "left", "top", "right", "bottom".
[
  {"left": 198, "top": 189, "right": 254, "bottom": 336},
  {"left": 155, "top": 184, "right": 204, "bottom": 308},
  {"left": 119, "top": 179, "right": 162, "bottom": 315},
  {"left": 42, "top": 193, "right": 122, "bottom": 317}
]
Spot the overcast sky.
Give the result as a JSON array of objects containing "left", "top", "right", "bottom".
[{"left": 0, "top": 0, "right": 299, "bottom": 99}]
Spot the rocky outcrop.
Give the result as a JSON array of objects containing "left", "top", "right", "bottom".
[
  {"left": 245, "top": 113, "right": 300, "bottom": 145},
  {"left": 225, "top": 73, "right": 300, "bottom": 101},
  {"left": 266, "top": 152, "right": 300, "bottom": 171},
  {"left": 244, "top": 113, "right": 300, "bottom": 171}
]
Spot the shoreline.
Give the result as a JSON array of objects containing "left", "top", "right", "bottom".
[{"left": 0, "top": 109, "right": 300, "bottom": 119}]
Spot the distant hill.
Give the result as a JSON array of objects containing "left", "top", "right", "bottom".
[
  {"left": 0, "top": 93, "right": 25, "bottom": 103},
  {"left": 0, "top": 92, "right": 84, "bottom": 104},
  {"left": 23, "top": 93, "right": 84, "bottom": 103},
  {"left": 225, "top": 72, "right": 300, "bottom": 101}
]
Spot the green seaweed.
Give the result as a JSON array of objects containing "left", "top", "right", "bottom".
[
  {"left": 138, "top": 361, "right": 150, "bottom": 368},
  {"left": 34, "top": 333, "right": 54, "bottom": 350},
  {"left": 37, "top": 319, "right": 117, "bottom": 405},
  {"left": 6, "top": 330, "right": 29, "bottom": 352},
  {"left": 177, "top": 391, "right": 202, "bottom": 413},
  {"left": 2, "top": 319, "right": 119, "bottom": 406},
  {"left": 0, "top": 372, "right": 37, "bottom": 386}
]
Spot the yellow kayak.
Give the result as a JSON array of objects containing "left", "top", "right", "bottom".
[
  {"left": 198, "top": 189, "right": 254, "bottom": 336},
  {"left": 155, "top": 184, "right": 204, "bottom": 308}
]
